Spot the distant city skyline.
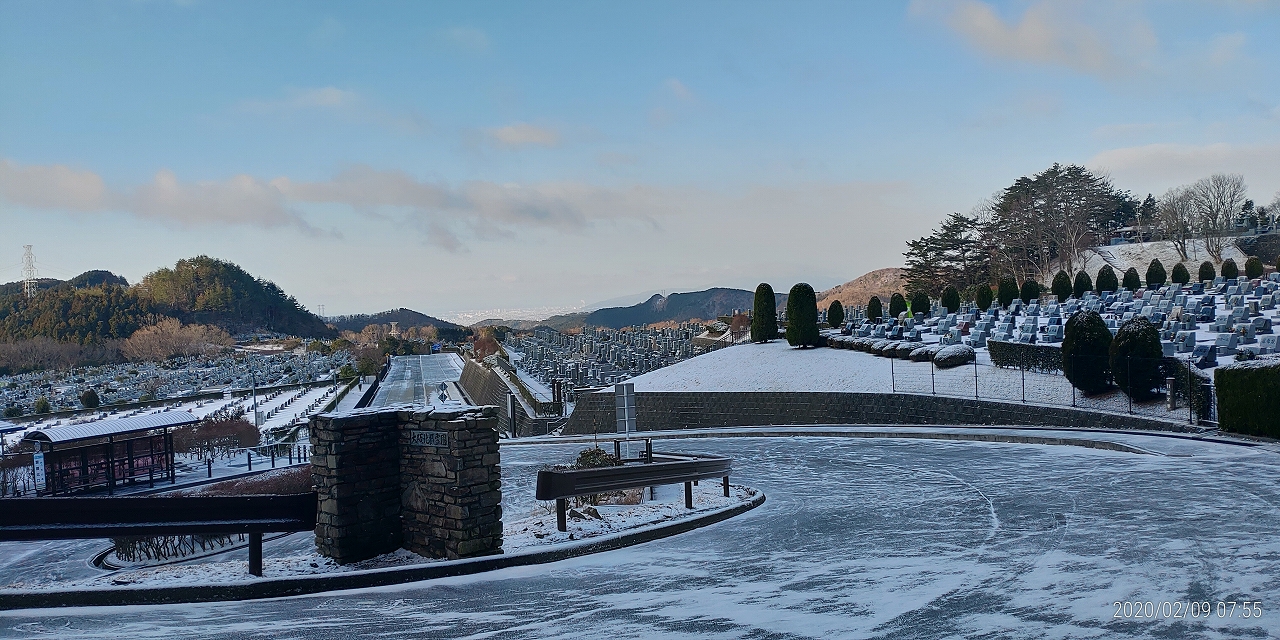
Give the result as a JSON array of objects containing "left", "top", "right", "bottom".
[{"left": 2, "top": 1, "right": 1278, "bottom": 317}]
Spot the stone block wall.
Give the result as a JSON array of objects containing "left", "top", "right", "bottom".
[
  {"left": 310, "top": 404, "right": 502, "bottom": 564},
  {"left": 400, "top": 410, "right": 503, "bottom": 560},
  {"left": 561, "top": 390, "right": 1195, "bottom": 435}
]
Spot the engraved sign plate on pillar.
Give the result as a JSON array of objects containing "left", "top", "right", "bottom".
[{"left": 409, "top": 430, "right": 449, "bottom": 448}]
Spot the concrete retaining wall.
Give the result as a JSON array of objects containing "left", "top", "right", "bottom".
[
  {"left": 458, "top": 358, "right": 554, "bottom": 436},
  {"left": 561, "top": 391, "right": 1195, "bottom": 434}
]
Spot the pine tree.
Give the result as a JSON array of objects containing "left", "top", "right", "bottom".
[
  {"left": 827, "top": 300, "right": 845, "bottom": 328},
  {"left": 750, "top": 283, "right": 778, "bottom": 343},
  {"left": 785, "top": 283, "right": 820, "bottom": 347},
  {"left": 1051, "top": 271, "right": 1072, "bottom": 303}
]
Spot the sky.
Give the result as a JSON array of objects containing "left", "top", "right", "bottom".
[{"left": 1, "top": 1, "right": 1279, "bottom": 321}]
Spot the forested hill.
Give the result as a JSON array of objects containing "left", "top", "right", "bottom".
[
  {"left": 327, "top": 308, "right": 466, "bottom": 341},
  {"left": 0, "top": 257, "right": 334, "bottom": 344},
  {"left": 135, "top": 257, "right": 334, "bottom": 338},
  {"left": 585, "top": 287, "right": 787, "bottom": 329}
]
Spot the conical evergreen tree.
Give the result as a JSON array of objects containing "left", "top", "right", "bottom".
[
  {"left": 1146, "top": 259, "right": 1166, "bottom": 287},
  {"left": 827, "top": 300, "right": 845, "bottom": 328},
  {"left": 1222, "top": 258, "right": 1239, "bottom": 280},
  {"left": 1051, "top": 271, "right": 1072, "bottom": 303},
  {"left": 1019, "top": 280, "right": 1041, "bottom": 304},
  {"left": 888, "top": 292, "right": 908, "bottom": 319},
  {"left": 1171, "top": 263, "right": 1190, "bottom": 284},
  {"left": 996, "top": 277, "right": 1019, "bottom": 308},
  {"left": 940, "top": 286, "right": 960, "bottom": 313},
  {"left": 1095, "top": 265, "right": 1118, "bottom": 293},
  {"left": 1073, "top": 271, "right": 1093, "bottom": 299},
  {"left": 1123, "top": 267, "right": 1141, "bottom": 290},
  {"left": 866, "top": 296, "right": 882, "bottom": 321},
  {"left": 1198, "top": 261, "right": 1215, "bottom": 283},
  {"left": 750, "top": 283, "right": 778, "bottom": 343},
  {"left": 908, "top": 291, "right": 930, "bottom": 317},
  {"left": 785, "top": 283, "right": 820, "bottom": 347}
]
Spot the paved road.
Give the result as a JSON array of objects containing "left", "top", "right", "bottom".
[
  {"left": 3, "top": 431, "right": 1279, "bottom": 639},
  {"left": 370, "top": 354, "right": 465, "bottom": 407}
]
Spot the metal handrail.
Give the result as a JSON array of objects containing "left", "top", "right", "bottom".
[{"left": 535, "top": 447, "right": 733, "bottom": 531}]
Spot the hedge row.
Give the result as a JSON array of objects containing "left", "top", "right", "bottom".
[
  {"left": 1214, "top": 357, "right": 1280, "bottom": 438},
  {"left": 986, "top": 339, "right": 1063, "bottom": 373}
]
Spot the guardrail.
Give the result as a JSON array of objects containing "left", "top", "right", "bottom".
[
  {"left": 0, "top": 493, "right": 316, "bottom": 576},
  {"left": 535, "top": 443, "right": 733, "bottom": 531}
]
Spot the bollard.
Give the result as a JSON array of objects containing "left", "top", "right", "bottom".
[
  {"left": 207, "top": 459, "right": 212, "bottom": 478},
  {"left": 614, "top": 440, "right": 621, "bottom": 461},
  {"left": 247, "top": 451, "right": 252, "bottom": 471},
  {"left": 684, "top": 481, "right": 693, "bottom": 509},
  {"left": 722, "top": 476, "right": 730, "bottom": 497}
]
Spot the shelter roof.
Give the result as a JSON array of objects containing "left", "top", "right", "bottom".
[{"left": 23, "top": 411, "right": 198, "bottom": 446}]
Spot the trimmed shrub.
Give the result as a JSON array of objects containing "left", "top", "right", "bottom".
[
  {"left": 751, "top": 283, "right": 778, "bottom": 343},
  {"left": 866, "top": 296, "right": 883, "bottom": 321},
  {"left": 888, "top": 293, "right": 908, "bottom": 319},
  {"left": 1062, "top": 310, "right": 1112, "bottom": 394},
  {"left": 975, "top": 285, "right": 994, "bottom": 311},
  {"left": 34, "top": 397, "right": 50, "bottom": 414},
  {"left": 941, "top": 286, "right": 961, "bottom": 313},
  {"left": 1051, "top": 270, "right": 1072, "bottom": 303},
  {"left": 1171, "top": 262, "right": 1190, "bottom": 285},
  {"left": 1019, "top": 280, "right": 1041, "bottom": 305},
  {"left": 1221, "top": 258, "right": 1239, "bottom": 280},
  {"left": 79, "top": 388, "right": 100, "bottom": 409},
  {"left": 1214, "top": 356, "right": 1280, "bottom": 437},
  {"left": 1123, "top": 267, "right": 1141, "bottom": 291},
  {"left": 1198, "top": 261, "right": 1215, "bottom": 283},
  {"left": 1073, "top": 271, "right": 1093, "bottom": 299},
  {"left": 1245, "top": 256, "right": 1264, "bottom": 279},
  {"left": 1095, "top": 265, "right": 1118, "bottom": 293},
  {"left": 996, "top": 277, "right": 1019, "bottom": 308},
  {"left": 933, "top": 344, "right": 975, "bottom": 368},
  {"left": 1146, "top": 259, "right": 1167, "bottom": 287},
  {"left": 893, "top": 343, "right": 917, "bottom": 359},
  {"left": 987, "top": 339, "right": 1062, "bottom": 373},
  {"left": 827, "top": 300, "right": 845, "bottom": 328},
  {"left": 909, "top": 291, "right": 930, "bottom": 317},
  {"left": 1110, "top": 317, "right": 1164, "bottom": 400},
  {"left": 785, "top": 283, "right": 821, "bottom": 347},
  {"left": 909, "top": 344, "right": 941, "bottom": 362}
]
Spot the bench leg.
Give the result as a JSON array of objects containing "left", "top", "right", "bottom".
[
  {"left": 723, "top": 476, "right": 730, "bottom": 497},
  {"left": 684, "top": 481, "right": 693, "bottom": 508},
  {"left": 556, "top": 498, "right": 567, "bottom": 532},
  {"left": 249, "top": 532, "right": 263, "bottom": 577}
]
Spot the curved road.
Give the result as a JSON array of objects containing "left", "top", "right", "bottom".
[{"left": 2, "top": 429, "right": 1279, "bottom": 639}]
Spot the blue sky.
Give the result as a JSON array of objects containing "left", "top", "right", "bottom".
[{"left": 2, "top": 1, "right": 1278, "bottom": 319}]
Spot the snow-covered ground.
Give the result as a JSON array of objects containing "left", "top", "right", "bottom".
[
  {"left": 621, "top": 339, "right": 893, "bottom": 393},
  {"left": 1078, "top": 238, "right": 1249, "bottom": 279},
  {"left": 2, "top": 433, "right": 1276, "bottom": 639}
]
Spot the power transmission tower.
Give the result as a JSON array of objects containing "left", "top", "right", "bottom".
[
  {"left": 21, "top": 245, "right": 37, "bottom": 298},
  {"left": 318, "top": 304, "right": 325, "bottom": 319}
]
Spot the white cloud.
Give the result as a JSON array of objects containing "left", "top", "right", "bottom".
[
  {"left": 665, "top": 78, "right": 695, "bottom": 102},
  {"left": 444, "top": 27, "right": 490, "bottom": 52},
  {"left": 0, "top": 159, "right": 315, "bottom": 232},
  {"left": 1089, "top": 142, "right": 1280, "bottom": 200},
  {"left": 486, "top": 123, "right": 559, "bottom": 148}
]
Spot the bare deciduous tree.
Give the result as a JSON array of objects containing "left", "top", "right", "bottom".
[
  {"left": 1190, "top": 173, "right": 1247, "bottom": 261},
  {"left": 120, "top": 318, "right": 233, "bottom": 362},
  {"left": 1156, "top": 186, "right": 1196, "bottom": 261}
]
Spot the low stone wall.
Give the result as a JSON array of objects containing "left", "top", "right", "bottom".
[
  {"left": 458, "top": 358, "right": 552, "bottom": 436},
  {"left": 561, "top": 391, "right": 1195, "bottom": 435},
  {"left": 310, "top": 405, "right": 502, "bottom": 564}
]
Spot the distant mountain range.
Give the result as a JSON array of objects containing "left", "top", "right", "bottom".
[
  {"left": 583, "top": 287, "right": 785, "bottom": 329},
  {"left": 815, "top": 268, "right": 906, "bottom": 311},
  {"left": 327, "top": 308, "right": 467, "bottom": 341}
]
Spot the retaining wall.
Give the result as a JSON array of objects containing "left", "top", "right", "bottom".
[
  {"left": 561, "top": 391, "right": 1195, "bottom": 435},
  {"left": 458, "top": 358, "right": 553, "bottom": 436}
]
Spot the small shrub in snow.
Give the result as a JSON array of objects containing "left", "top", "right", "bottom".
[
  {"left": 909, "top": 344, "right": 941, "bottom": 362},
  {"left": 933, "top": 344, "right": 975, "bottom": 368}
]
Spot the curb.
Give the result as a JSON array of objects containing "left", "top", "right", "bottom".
[{"left": 0, "top": 491, "right": 765, "bottom": 610}]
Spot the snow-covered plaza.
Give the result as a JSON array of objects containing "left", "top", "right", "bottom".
[{"left": 2, "top": 429, "right": 1278, "bottom": 639}]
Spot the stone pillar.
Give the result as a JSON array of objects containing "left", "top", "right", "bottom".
[
  {"left": 310, "top": 408, "right": 403, "bottom": 564},
  {"left": 400, "top": 407, "right": 503, "bottom": 560},
  {"left": 310, "top": 404, "right": 502, "bottom": 564}
]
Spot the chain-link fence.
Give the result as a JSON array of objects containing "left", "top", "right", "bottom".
[{"left": 889, "top": 352, "right": 1214, "bottom": 426}]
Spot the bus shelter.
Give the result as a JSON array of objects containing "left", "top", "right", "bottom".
[{"left": 23, "top": 412, "right": 198, "bottom": 495}]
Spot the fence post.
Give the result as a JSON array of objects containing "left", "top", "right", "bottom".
[
  {"left": 1071, "top": 355, "right": 1076, "bottom": 407},
  {"left": 248, "top": 532, "right": 263, "bottom": 577},
  {"left": 931, "top": 358, "right": 935, "bottom": 395},
  {"left": 247, "top": 451, "right": 252, "bottom": 471},
  {"left": 1188, "top": 358, "right": 1194, "bottom": 425},
  {"left": 1021, "top": 363, "right": 1026, "bottom": 403},
  {"left": 890, "top": 356, "right": 895, "bottom": 393},
  {"left": 722, "top": 476, "right": 730, "bottom": 497},
  {"left": 206, "top": 458, "right": 212, "bottom": 478},
  {"left": 271, "top": 449, "right": 276, "bottom": 468},
  {"left": 1127, "top": 357, "right": 1133, "bottom": 414},
  {"left": 684, "top": 481, "right": 693, "bottom": 508},
  {"left": 973, "top": 358, "right": 978, "bottom": 399}
]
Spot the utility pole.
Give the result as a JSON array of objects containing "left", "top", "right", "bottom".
[{"left": 21, "top": 245, "right": 37, "bottom": 299}]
